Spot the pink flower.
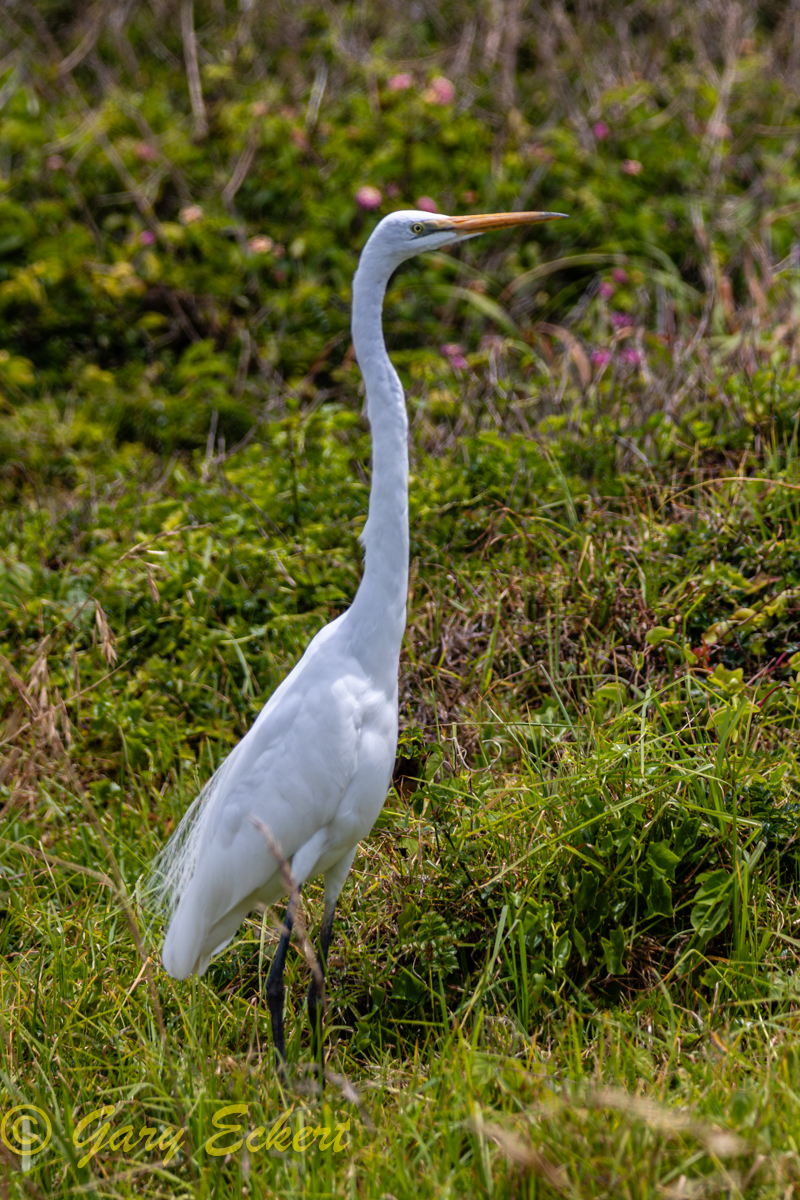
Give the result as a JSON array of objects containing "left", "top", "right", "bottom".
[
  {"left": 355, "top": 185, "right": 382, "bottom": 210},
  {"left": 424, "top": 76, "right": 455, "bottom": 105},
  {"left": 387, "top": 73, "right": 413, "bottom": 92},
  {"left": 592, "top": 121, "right": 610, "bottom": 140},
  {"left": 179, "top": 205, "right": 203, "bottom": 225},
  {"left": 620, "top": 348, "right": 641, "bottom": 365},
  {"left": 386, "top": 183, "right": 400, "bottom": 199},
  {"left": 612, "top": 268, "right": 628, "bottom": 284},
  {"left": 598, "top": 282, "right": 615, "bottom": 299},
  {"left": 621, "top": 159, "right": 642, "bottom": 175},
  {"left": 706, "top": 120, "right": 732, "bottom": 140},
  {"left": 415, "top": 196, "right": 439, "bottom": 213},
  {"left": 249, "top": 236, "right": 274, "bottom": 254},
  {"left": 611, "top": 311, "right": 632, "bottom": 329},
  {"left": 45, "top": 155, "right": 64, "bottom": 170},
  {"left": 591, "top": 349, "right": 611, "bottom": 367},
  {"left": 133, "top": 142, "right": 159, "bottom": 162},
  {"left": 441, "top": 344, "right": 467, "bottom": 369},
  {"left": 139, "top": 230, "right": 156, "bottom": 246}
]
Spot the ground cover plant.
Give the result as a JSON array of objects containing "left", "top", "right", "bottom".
[{"left": 6, "top": 0, "right": 800, "bottom": 1196}]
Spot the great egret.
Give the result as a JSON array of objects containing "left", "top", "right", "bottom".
[{"left": 148, "top": 206, "right": 566, "bottom": 1071}]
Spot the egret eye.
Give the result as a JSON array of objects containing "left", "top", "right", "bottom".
[{"left": 410, "top": 222, "right": 425, "bottom": 235}]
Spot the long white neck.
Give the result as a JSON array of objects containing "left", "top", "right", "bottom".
[{"left": 346, "top": 243, "right": 409, "bottom": 682}]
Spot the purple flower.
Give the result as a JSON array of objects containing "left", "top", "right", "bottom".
[
  {"left": 139, "top": 230, "right": 156, "bottom": 246},
  {"left": 415, "top": 196, "right": 439, "bottom": 213},
  {"left": 388, "top": 73, "right": 413, "bottom": 92},
  {"left": 611, "top": 311, "right": 632, "bottom": 329},
  {"left": 592, "top": 121, "right": 610, "bottom": 140},
  {"left": 355, "top": 185, "right": 382, "bottom": 210},
  {"left": 441, "top": 343, "right": 467, "bottom": 369},
  {"left": 591, "top": 349, "right": 611, "bottom": 367},
  {"left": 620, "top": 348, "right": 641, "bottom": 366},
  {"left": 133, "top": 142, "right": 159, "bottom": 162},
  {"left": 598, "top": 282, "right": 615, "bottom": 299},
  {"left": 612, "top": 268, "right": 628, "bottom": 285}
]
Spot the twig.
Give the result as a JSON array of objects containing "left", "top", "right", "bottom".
[
  {"left": 475, "top": 1120, "right": 566, "bottom": 1191},
  {"left": 222, "top": 127, "right": 258, "bottom": 209},
  {"left": 57, "top": 2, "right": 107, "bottom": 76},
  {"left": 323, "top": 1070, "right": 376, "bottom": 1132},
  {"left": 180, "top": 0, "right": 207, "bottom": 139},
  {"left": 249, "top": 816, "right": 323, "bottom": 995}
]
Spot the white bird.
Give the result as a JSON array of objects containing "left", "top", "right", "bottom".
[{"left": 148, "top": 206, "right": 566, "bottom": 1070}]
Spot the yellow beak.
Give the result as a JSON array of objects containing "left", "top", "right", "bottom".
[{"left": 445, "top": 211, "right": 568, "bottom": 236}]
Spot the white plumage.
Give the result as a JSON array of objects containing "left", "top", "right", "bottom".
[{"left": 147, "top": 205, "right": 566, "bottom": 1067}]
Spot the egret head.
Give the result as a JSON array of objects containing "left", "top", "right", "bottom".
[{"left": 362, "top": 207, "right": 568, "bottom": 272}]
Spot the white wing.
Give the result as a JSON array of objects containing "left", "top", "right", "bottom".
[{"left": 147, "top": 611, "right": 396, "bottom": 977}]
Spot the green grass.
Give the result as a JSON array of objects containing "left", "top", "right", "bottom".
[
  {"left": 7, "top": 390, "right": 800, "bottom": 1197},
  {"left": 6, "top": 1, "right": 800, "bottom": 1196}
]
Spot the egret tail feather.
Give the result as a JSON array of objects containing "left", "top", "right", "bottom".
[{"left": 142, "top": 746, "right": 242, "bottom": 927}]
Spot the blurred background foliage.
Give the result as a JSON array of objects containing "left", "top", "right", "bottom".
[{"left": 0, "top": 0, "right": 799, "bottom": 467}]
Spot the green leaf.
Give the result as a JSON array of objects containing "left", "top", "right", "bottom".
[
  {"left": 648, "top": 840, "right": 680, "bottom": 881},
  {"left": 690, "top": 870, "right": 732, "bottom": 945},
  {"left": 601, "top": 926, "right": 626, "bottom": 975},
  {"left": 575, "top": 869, "right": 598, "bottom": 912},
  {"left": 554, "top": 932, "right": 572, "bottom": 969},
  {"left": 673, "top": 816, "right": 700, "bottom": 857},
  {"left": 709, "top": 664, "right": 745, "bottom": 695},
  {"left": 645, "top": 624, "right": 675, "bottom": 646},
  {"left": 571, "top": 926, "right": 588, "bottom": 966},
  {"left": 646, "top": 874, "right": 673, "bottom": 918}
]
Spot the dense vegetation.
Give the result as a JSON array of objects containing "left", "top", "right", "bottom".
[{"left": 4, "top": 0, "right": 800, "bottom": 1195}]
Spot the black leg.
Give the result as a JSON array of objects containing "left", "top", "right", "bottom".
[
  {"left": 307, "top": 901, "right": 336, "bottom": 1077},
  {"left": 266, "top": 898, "right": 296, "bottom": 1078}
]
